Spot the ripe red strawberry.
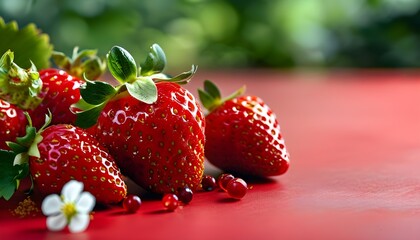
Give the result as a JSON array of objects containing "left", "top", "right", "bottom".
[
  {"left": 0, "top": 115, "right": 127, "bottom": 204},
  {"left": 31, "top": 124, "right": 127, "bottom": 204},
  {"left": 92, "top": 82, "right": 205, "bottom": 193},
  {"left": 0, "top": 99, "right": 27, "bottom": 150},
  {"left": 74, "top": 45, "right": 204, "bottom": 194},
  {"left": 27, "top": 68, "right": 83, "bottom": 128},
  {"left": 199, "top": 80, "right": 290, "bottom": 177}
]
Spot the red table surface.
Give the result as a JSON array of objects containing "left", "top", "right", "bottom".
[{"left": 2, "top": 70, "right": 420, "bottom": 240}]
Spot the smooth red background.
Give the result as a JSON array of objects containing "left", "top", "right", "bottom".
[{"left": 2, "top": 70, "right": 420, "bottom": 240}]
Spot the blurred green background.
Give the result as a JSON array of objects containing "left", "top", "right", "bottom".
[{"left": 1, "top": 0, "right": 420, "bottom": 71}]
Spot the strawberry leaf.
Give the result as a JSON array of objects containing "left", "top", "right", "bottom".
[
  {"left": 28, "top": 135, "right": 43, "bottom": 159},
  {"left": 204, "top": 80, "right": 221, "bottom": 99},
  {"left": 6, "top": 142, "right": 27, "bottom": 154},
  {"left": 125, "top": 77, "right": 157, "bottom": 104},
  {"left": 107, "top": 46, "right": 137, "bottom": 83},
  {"left": 153, "top": 65, "right": 198, "bottom": 85},
  {"left": 198, "top": 89, "right": 217, "bottom": 111},
  {"left": 80, "top": 80, "right": 117, "bottom": 105},
  {"left": 0, "top": 18, "right": 52, "bottom": 70},
  {"left": 198, "top": 80, "right": 222, "bottom": 112},
  {"left": 73, "top": 80, "right": 118, "bottom": 128},
  {"left": 198, "top": 80, "right": 245, "bottom": 112},
  {"left": 15, "top": 162, "right": 29, "bottom": 180},
  {"left": 16, "top": 126, "right": 37, "bottom": 147},
  {"left": 52, "top": 51, "right": 71, "bottom": 70},
  {"left": 0, "top": 150, "right": 16, "bottom": 163},
  {"left": 0, "top": 179, "right": 17, "bottom": 201},
  {"left": 53, "top": 47, "right": 106, "bottom": 80},
  {"left": 73, "top": 100, "right": 107, "bottom": 129},
  {"left": 140, "top": 43, "right": 166, "bottom": 76},
  {"left": 0, "top": 150, "right": 27, "bottom": 200},
  {"left": 81, "top": 57, "right": 107, "bottom": 80}
]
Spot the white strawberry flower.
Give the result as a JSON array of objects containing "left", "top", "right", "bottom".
[{"left": 41, "top": 180, "right": 96, "bottom": 233}]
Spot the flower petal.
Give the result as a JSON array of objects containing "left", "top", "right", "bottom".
[
  {"left": 68, "top": 213, "right": 90, "bottom": 233},
  {"left": 76, "top": 192, "right": 96, "bottom": 214},
  {"left": 46, "top": 213, "right": 67, "bottom": 232},
  {"left": 41, "top": 194, "right": 63, "bottom": 216},
  {"left": 62, "top": 180, "right": 83, "bottom": 202}
]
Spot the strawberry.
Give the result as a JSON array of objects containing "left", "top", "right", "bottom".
[
  {"left": 0, "top": 99, "right": 27, "bottom": 150},
  {"left": 198, "top": 80, "right": 290, "bottom": 177},
  {"left": 91, "top": 82, "right": 205, "bottom": 194},
  {"left": 0, "top": 49, "right": 105, "bottom": 129},
  {"left": 74, "top": 44, "right": 205, "bottom": 194},
  {"left": 28, "top": 48, "right": 106, "bottom": 128},
  {"left": 26, "top": 68, "right": 83, "bottom": 128},
  {"left": 0, "top": 114, "right": 127, "bottom": 204}
]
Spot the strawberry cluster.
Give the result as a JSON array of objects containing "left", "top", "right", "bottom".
[{"left": 0, "top": 44, "right": 290, "bottom": 210}]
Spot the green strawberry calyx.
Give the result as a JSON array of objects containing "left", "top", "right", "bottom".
[
  {"left": 72, "top": 44, "right": 197, "bottom": 129},
  {"left": 198, "top": 80, "right": 246, "bottom": 113},
  {"left": 0, "top": 50, "right": 43, "bottom": 110},
  {"left": 0, "top": 112, "right": 51, "bottom": 200},
  {"left": 52, "top": 47, "right": 106, "bottom": 80}
]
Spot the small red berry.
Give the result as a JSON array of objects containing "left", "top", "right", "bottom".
[
  {"left": 162, "top": 193, "right": 179, "bottom": 211},
  {"left": 178, "top": 187, "right": 193, "bottom": 204},
  {"left": 217, "top": 173, "right": 235, "bottom": 192},
  {"left": 226, "top": 178, "right": 248, "bottom": 199},
  {"left": 123, "top": 194, "right": 142, "bottom": 213},
  {"left": 201, "top": 175, "right": 217, "bottom": 191}
]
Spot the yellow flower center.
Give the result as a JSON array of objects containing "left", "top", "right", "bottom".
[{"left": 61, "top": 202, "right": 77, "bottom": 220}]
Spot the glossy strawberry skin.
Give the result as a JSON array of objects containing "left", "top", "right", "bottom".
[
  {"left": 28, "top": 69, "right": 82, "bottom": 129},
  {"left": 205, "top": 96, "right": 289, "bottom": 177},
  {"left": 0, "top": 100, "right": 27, "bottom": 150},
  {"left": 89, "top": 82, "right": 205, "bottom": 194},
  {"left": 29, "top": 124, "right": 127, "bottom": 204}
]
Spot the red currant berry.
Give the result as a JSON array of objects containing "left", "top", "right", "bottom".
[
  {"left": 201, "top": 175, "right": 217, "bottom": 191},
  {"left": 226, "top": 178, "right": 248, "bottom": 199},
  {"left": 177, "top": 187, "right": 193, "bottom": 204},
  {"left": 217, "top": 173, "right": 235, "bottom": 192},
  {"left": 123, "top": 194, "right": 142, "bottom": 213},
  {"left": 162, "top": 193, "right": 179, "bottom": 211}
]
